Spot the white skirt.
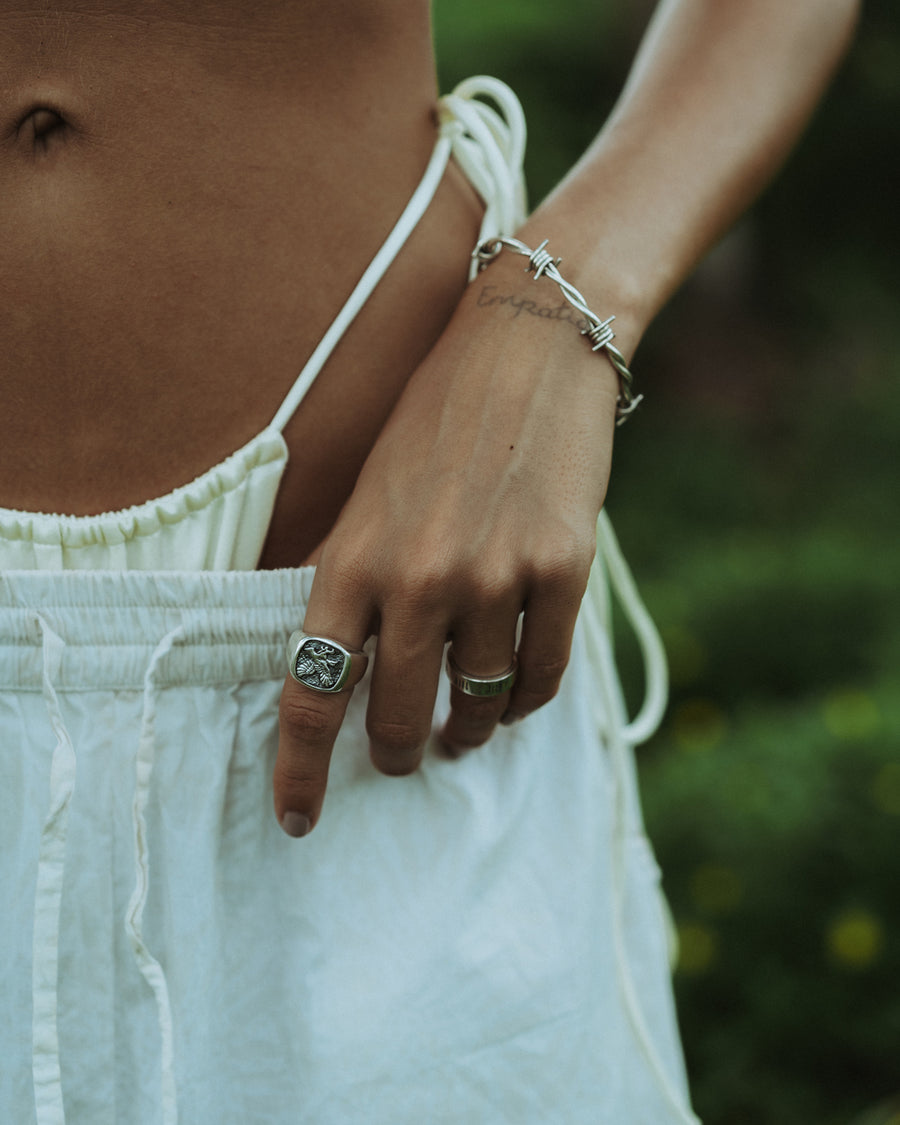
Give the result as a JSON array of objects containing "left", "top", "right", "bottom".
[{"left": 0, "top": 524, "right": 697, "bottom": 1124}]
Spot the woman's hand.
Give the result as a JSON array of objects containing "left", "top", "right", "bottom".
[
  {"left": 273, "top": 253, "right": 622, "bottom": 836},
  {"left": 271, "top": 0, "right": 861, "bottom": 835}
]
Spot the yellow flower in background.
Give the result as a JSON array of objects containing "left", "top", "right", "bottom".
[
  {"left": 825, "top": 908, "right": 885, "bottom": 971},
  {"left": 676, "top": 922, "right": 719, "bottom": 975},
  {"left": 822, "top": 688, "right": 881, "bottom": 741}
]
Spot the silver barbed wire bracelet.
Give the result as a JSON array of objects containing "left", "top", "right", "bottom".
[{"left": 471, "top": 236, "right": 643, "bottom": 426}]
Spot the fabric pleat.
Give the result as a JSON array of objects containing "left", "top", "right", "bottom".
[
  {"left": 31, "top": 617, "right": 74, "bottom": 1125},
  {"left": 124, "top": 625, "right": 187, "bottom": 1125}
]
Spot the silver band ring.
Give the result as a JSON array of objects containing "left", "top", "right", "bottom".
[
  {"left": 288, "top": 631, "right": 369, "bottom": 694},
  {"left": 446, "top": 648, "right": 517, "bottom": 698}
]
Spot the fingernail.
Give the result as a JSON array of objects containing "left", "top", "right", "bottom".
[
  {"left": 280, "top": 811, "right": 311, "bottom": 838},
  {"left": 500, "top": 711, "right": 525, "bottom": 726}
]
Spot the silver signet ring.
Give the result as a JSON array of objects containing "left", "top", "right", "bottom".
[{"left": 287, "top": 631, "right": 369, "bottom": 694}]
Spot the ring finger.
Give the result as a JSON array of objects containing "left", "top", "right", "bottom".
[{"left": 440, "top": 614, "right": 520, "bottom": 756}]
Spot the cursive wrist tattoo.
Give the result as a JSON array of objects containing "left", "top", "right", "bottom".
[
  {"left": 476, "top": 284, "right": 590, "bottom": 331},
  {"left": 471, "top": 236, "right": 643, "bottom": 425}
]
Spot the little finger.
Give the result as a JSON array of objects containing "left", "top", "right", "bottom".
[{"left": 503, "top": 582, "right": 583, "bottom": 724}]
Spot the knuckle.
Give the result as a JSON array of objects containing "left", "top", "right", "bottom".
[
  {"left": 514, "top": 683, "right": 560, "bottom": 712},
  {"left": 529, "top": 652, "right": 571, "bottom": 684},
  {"left": 393, "top": 542, "right": 519, "bottom": 615},
  {"left": 516, "top": 653, "right": 570, "bottom": 709},
  {"left": 466, "top": 564, "right": 519, "bottom": 611},
  {"left": 279, "top": 692, "right": 335, "bottom": 742},
  {"left": 366, "top": 716, "right": 425, "bottom": 758},
  {"left": 532, "top": 528, "right": 596, "bottom": 592},
  {"left": 392, "top": 554, "right": 452, "bottom": 614},
  {"left": 325, "top": 555, "right": 367, "bottom": 598},
  {"left": 458, "top": 693, "right": 507, "bottom": 723},
  {"left": 449, "top": 704, "right": 505, "bottom": 748},
  {"left": 273, "top": 758, "right": 325, "bottom": 797}
]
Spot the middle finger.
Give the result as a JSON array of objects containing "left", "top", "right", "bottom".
[{"left": 366, "top": 606, "right": 448, "bottom": 776}]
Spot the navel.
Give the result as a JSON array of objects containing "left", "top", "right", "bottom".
[{"left": 18, "top": 106, "right": 69, "bottom": 154}]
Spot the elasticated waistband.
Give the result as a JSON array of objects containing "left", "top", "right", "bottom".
[{"left": 0, "top": 568, "right": 315, "bottom": 691}]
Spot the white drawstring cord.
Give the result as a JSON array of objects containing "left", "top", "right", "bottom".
[
  {"left": 595, "top": 510, "right": 669, "bottom": 745},
  {"left": 124, "top": 623, "right": 185, "bottom": 1125},
  {"left": 32, "top": 615, "right": 74, "bottom": 1125},
  {"left": 270, "top": 77, "right": 528, "bottom": 435},
  {"left": 268, "top": 132, "right": 453, "bottom": 434},
  {"left": 439, "top": 76, "right": 528, "bottom": 277},
  {"left": 594, "top": 626, "right": 701, "bottom": 1125},
  {"left": 450, "top": 76, "right": 527, "bottom": 189},
  {"left": 587, "top": 517, "right": 701, "bottom": 1123}
]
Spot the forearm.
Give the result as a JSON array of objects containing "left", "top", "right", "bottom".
[{"left": 515, "top": 0, "right": 860, "bottom": 356}]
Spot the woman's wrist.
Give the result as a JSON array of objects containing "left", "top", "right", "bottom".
[
  {"left": 450, "top": 246, "right": 624, "bottom": 437},
  {"left": 470, "top": 234, "right": 644, "bottom": 424},
  {"left": 510, "top": 206, "right": 658, "bottom": 363}
]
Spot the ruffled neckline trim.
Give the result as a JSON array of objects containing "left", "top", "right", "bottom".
[{"left": 0, "top": 429, "right": 288, "bottom": 549}]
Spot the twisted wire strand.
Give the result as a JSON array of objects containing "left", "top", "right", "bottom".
[{"left": 472, "top": 236, "right": 644, "bottom": 425}]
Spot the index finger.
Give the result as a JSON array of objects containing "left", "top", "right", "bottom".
[
  {"left": 275, "top": 677, "right": 351, "bottom": 837},
  {"left": 274, "top": 631, "right": 368, "bottom": 836}
]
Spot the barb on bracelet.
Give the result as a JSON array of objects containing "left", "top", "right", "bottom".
[
  {"left": 526, "top": 239, "right": 561, "bottom": 280},
  {"left": 585, "top": 317, "right": 616, "bottom": 352},
  {"left": 471, "top": 235, "right": 644, "bottom": 426}
]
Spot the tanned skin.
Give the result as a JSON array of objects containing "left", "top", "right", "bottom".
[
  {"left": 0, "top": 1, "right": 481, "bottom": 563},
  {"left": 0, "top": 1, "right": 859, "bottom": 835}
]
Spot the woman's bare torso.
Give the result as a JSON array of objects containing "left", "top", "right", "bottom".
[{"left": 0, "top": 0, "right": 482, "bottom": 566}]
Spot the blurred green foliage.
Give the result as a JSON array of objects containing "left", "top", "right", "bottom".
[{"left": 434, "top": 2, "right": 899, "bottom": 1122}]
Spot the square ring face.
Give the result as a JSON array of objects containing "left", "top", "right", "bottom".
[{"left": 292, "top": 637, "right": 352, "bottom": 693}]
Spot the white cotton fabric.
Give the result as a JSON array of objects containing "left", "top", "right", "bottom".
[
  {"left": 0, "top": 78, "right": 698, "bottom": 1124},
  {"left": 0, "top": 567, "right": 693, "bottom": 1125}
]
